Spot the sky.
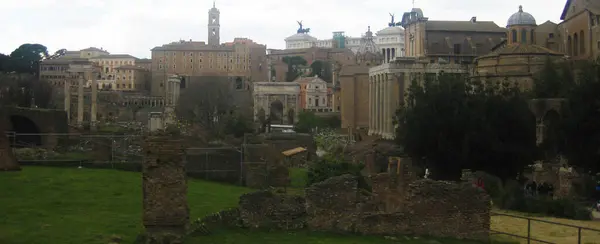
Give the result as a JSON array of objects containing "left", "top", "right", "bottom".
[{"left": 0, "top": 0, "right": 566, "bottom": 59}]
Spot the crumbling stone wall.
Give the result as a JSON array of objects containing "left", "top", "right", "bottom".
[
  {"left": 205, "top": 167, "right": 490, "bottom": 241},
  {"left": 402, "top": 180, "right": 491, "bottom": 240},
  {"left": 305, "top": 174, "right": 367, "bottom": 232},
  {"left": 142, "top": 135, "right": 189, "bottom": 243},
  {"left": 239, "top": 190, "right": 306, "bottom": 229},
  {"left": 304, "top": 174, "right": 490, "bottom": 240}
]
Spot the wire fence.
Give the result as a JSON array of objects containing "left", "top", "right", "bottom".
[
  {"left": 490, "top": 211, "right": 600, "bottom": 244},
  {"left": 5, "top": 132, "right": 143, "bottom": 163}
]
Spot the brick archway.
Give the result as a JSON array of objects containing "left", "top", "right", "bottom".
[{"left": 1, "top": 107, "right": 68, "bottom": 148}]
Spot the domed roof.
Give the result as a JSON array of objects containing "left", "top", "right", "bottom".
[
  {"left": 507, "top": 5, "right": 536, "bottom": 27},
  {"left": 376, "top": 26, "right": 404, "bottom": 35},
  {"left": 284, "top": 33, "right": 317, "bottom": 42}
]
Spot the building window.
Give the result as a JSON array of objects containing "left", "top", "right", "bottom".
[
  {"left": 190, "top": 59, "right": 193, "bottom": 62},
  {"left": 159, "top": 64, "right": 163, "bottom": 69},
  {"left": 549, "top": 33, "right": 554, "bottom": 38},
  {"left": 511, "top": 29, "right": 517, "bottom": 43},
  {"left": 453, "top": 44, "right": 461, "bottom": 54},
  {"left": 521, "top": 29, "right": 527, "bottom": 43},
  {"left": 531, "top": 29, "right": 535, "bottom": 44}
]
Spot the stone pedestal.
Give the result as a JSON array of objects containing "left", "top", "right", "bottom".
[{"left": 142, "top": 136, "right": 188, "bottom": 243}]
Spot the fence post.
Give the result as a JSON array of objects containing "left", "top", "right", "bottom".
[
  {"left": 527, "top": 218, "right": 531, "bottom": 244},
  {"left": 578, "top": 227, "right": 582, "bottom": 244}
]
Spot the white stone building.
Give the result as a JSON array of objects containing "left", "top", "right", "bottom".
[
  {"left": 283, "top": 22, "right": 405, "bottom": 59},
  {"left": 296, "top": 76, "right": 330, "bottom": 112},
  {"left": 252, "top": 82, "right": 301, "bottom": 125}
]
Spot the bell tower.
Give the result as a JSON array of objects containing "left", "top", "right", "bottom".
[{"left": 208, "top": 1, "right": 220, "bottom": 46}]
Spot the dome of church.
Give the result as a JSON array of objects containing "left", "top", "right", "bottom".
[
  {"left": 284, "top": 33, "right": 317, "bottom": 42},
  {"left": 507, "top": 5, "right": 536, "bottom": 27},
  {"left": 376, "top": 26, "right": 404, "bottom": 36}
]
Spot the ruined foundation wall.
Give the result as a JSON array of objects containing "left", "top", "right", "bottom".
[{"left": 142, "top": 136, "right": 189, "bottom": 243}]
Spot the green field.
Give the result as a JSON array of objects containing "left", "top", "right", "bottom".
[{"left": 0, "top": 167, "right": 508, "bottom": 244}]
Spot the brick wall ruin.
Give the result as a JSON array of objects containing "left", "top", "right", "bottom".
[
  {"left": 207, "top": 165, "right": 491, "bottom": 241},
  {"left": 141, "top": 135, "right": 189, "bottom": 243}
]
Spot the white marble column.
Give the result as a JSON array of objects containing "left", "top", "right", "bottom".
[
  {"left": 374, "top": 75, "right": 379, "bottom": 135},
  {"left": 384, "top": 74, "right": 389, "bottom": 138},
  {"left": 368, "top": 76, "right": 372, "bottom": 134},
  {"left": 90, "top": 71, "right": 98, "bottom": 129},
  {"left": 377, "top": 74, "right": 383, "bottom": 135},
  {"left": 385, "top": 74, "right": 391, "bottom": 138},
  {"left": 64, "top": 79, "right": 71, "bottom": 123},
  {"left": 77, "top": 74, "right": 84, "bottom": 127}
]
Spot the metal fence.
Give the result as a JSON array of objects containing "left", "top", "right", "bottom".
[
  {"left": 490, "top": 211, "right": 600, "bottom": 244},
  {"left": 185, "top": 147, "right": 244, "bottom": 184}
]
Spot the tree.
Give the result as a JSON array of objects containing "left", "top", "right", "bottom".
[
  {"left": 0, "top": 74, "right": 53, "bottom": 108},
  {"left": 294, "top": 111, "right": 340, "bottom": 133},
  {"left": 176, "top": 79, "right": 236, "bottom": 138},
  {"left": 8, "top": 44, "right": 49, "bottom": 74},
  {"left": 533, "top": 58, "right": 574, "bottom": 98},
  {"left": 282, "top": 56, "right": 307, "bottom": 81},
  {"left": 396, "top": 74, "right": 536, "bottom": 181},
  {"left": 224, "top": 113, "right": 253, "bottom": 137},
  {"left": 0, "top": 53, "right": 10, "bottom": 72},
  {"left": 310, "top": 60, "right": 333, "bottom": 83},
  {"left": 555, "top": 60, "right": 600, "bottom": 173}
]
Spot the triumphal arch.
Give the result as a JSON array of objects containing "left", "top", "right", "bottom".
[{"left": 253, "top": 82, "right": 300, "bottom": 125}]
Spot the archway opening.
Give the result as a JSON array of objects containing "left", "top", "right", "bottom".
[
  {"left": 269, "top": 100, "right": 284, "bottom": 124},
  {"left": 9, "top": 115, "right": 42, "bottom": 147}
]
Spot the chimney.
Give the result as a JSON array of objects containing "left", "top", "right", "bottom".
[{"left": 470, "top": 17, "right": 477, "bottom": 23}]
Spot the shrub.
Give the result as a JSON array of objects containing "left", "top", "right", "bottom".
[
  {"left": 307, "top": 154, "right": 369, "bottom": 191},
  {"left": 495, "top": 179, "right": 592, "bottom": 220}
]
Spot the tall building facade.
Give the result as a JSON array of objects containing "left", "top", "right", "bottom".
[{"left": 150, "top": 3, "right": 267, "bottom": 96}]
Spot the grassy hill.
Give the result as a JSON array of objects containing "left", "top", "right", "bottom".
[{"left": 0, "top": 167, "right": 510, "bottom": 244}]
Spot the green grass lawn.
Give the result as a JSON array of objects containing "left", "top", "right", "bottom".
[{"left": 0, "top": 167, "right": 510, "bottom": 244}]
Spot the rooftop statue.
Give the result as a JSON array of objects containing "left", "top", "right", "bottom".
[{"left": 296, "top": 20, "right": 311, "bottom": 34}]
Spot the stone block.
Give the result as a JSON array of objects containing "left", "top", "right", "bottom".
[{"left": 239, "top": 190, "right": 306, "bottom": 230}]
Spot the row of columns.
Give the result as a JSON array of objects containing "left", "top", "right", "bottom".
[{"left": 368, "top": 73, "right": 395, "bottom": 139}]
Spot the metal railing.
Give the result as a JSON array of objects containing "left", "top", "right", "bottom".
[{"left": 490, "top": 211, "right": 600, "bottom": 244}]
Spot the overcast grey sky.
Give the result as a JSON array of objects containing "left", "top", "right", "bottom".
[{"left": 0, "top": 0, "right": 565, "bottom": 59}]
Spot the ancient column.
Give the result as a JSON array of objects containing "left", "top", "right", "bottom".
[
  {"left": 368, "top": 76, "right": 373, "bottom": 135},
  {"left": 385, "top": 75, "right": 391, "bottom": 138},
  {"left": 90, "top": 70, "right": 98, "bottom": 130},
  {"left": 378, "top": 75, "right": 384, "bottom": 135},
  {"left": 142, "top": 134, "right": 188, "bottom": 243},
  {"left": 64, "top": 79, "right": 71, "bottom": 123},
  {"left": 77, "top": 73, "right": 84, "bottom": 127},
  {"left": 375, "top": 75, "right": 380, "bottom": 135}
]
